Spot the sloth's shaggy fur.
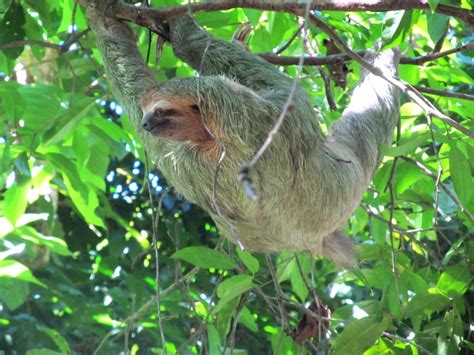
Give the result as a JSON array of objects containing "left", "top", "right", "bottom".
[{"left": 88, "top": 11, "right": 400, "bottom": 267}]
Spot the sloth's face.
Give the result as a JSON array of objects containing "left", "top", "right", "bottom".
[{"left": 141, "top": 99, "right": 209, "bottom": 143}]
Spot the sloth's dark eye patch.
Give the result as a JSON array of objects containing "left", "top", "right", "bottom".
[{"left": 154, "top": 108, "right": 179, "bottom": 117}]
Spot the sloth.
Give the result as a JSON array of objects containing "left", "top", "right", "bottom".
[{"left": 87, "top": 9, "right": 400, "bottom": 267}]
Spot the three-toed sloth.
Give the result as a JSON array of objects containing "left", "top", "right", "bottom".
[{"left": 87, "top": 9, "right": 400, "bottom": 267}]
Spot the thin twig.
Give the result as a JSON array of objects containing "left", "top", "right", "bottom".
[
  {"left": 265, "top": 254, "right": 289, "bottom": 329},
  {"left": 0, "top": 29, "right": 90, "bottom": 52},
  {"left": 259, "top": 42, "right": 473, "bottom": 67},
  {"left": 383, "top": 332, "right": 431, "bottom": 354},
  {"left": 413, "top": 86, "right": 474, "bottom": 101},
  {"left": 93, "top": 267, "right": 200, "bottom": 355},
  {"left": 275, "top": 23, "right": 304, "bottom": 54},
  {"left": 401, "top": 156, "right": 473, "bottom": 221},
  {"left": 239, "top": 0, "right": 313, "bottom": 198},
  {"left": 146, "top": 181, "right": 169, "bottom": 354}
]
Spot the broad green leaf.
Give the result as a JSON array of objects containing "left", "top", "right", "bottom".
[
  {"left": 238, "top": 306, "right": 258, "bottom": 333},
  {"left": 382, "top": 10, "right": 413, "bottom": 47},
  {"left": 59, "top": 58, "right": 96, "bottom": 78},
  {"left": 216, "top": 296, "right": 240, "bottom": 343},
  {"left": 18, "top": 84, "right": 62, "bottom": 129},
  {"left": 270, "top": 328, "right": 297, "bottom": 354},
  {"left": 0, "top": 278, "right": 29, "bottom": 310},
  {"left": 0, "top": 260, "right": 46, "bottom": 287},
  {"left": 333, "top": 316, "right": 391, "bottom": 355},
  {"left": 19, "top": 226, "right": 72, "bottom": 256},
  {"left": 0, "top": 2, "right": 26, "bottom": 59},
  {"left": 0, "top": 213, "right": 48, "bottom": 238},
  {"left": 44, "top": 97, "right": 95, "bottom": 146},
  {"left": 276, "top": 254, "right": 295, "bottom": 283},
  {"left": 0, "top": 82, "right": 25, "bottom": 122},
  {"left": 26, "top": 349, "right": 62, "bottom": 355},
  {"left": 217, "top": 274, "right": 254, "bottom": 300},
  {"left": 207, "top": 324, "right": 222, "bottom": 352},
  {"left": 213, "top": 275, "right": 254, "bottom": 314},
  {"left": 427, "top": 0, "right": 440, "bottom": 12},
  {"left": 237, "top": 248, "right": 259, "bottom": 274},
  {"left": 405, "top": 292, "right": 449, "bottom": 318},
  {"left": 437, "top": 262, "right": 470, "bottom": 297},
  {"left": 387, "top": 281, "right": 401, "bottom": 317},
  {"left": 39, "top": 327, "right": 71, "bottom": 355},
  {"left": 47, "top": 153, "right": 105, "bottom": 227},
  {"left": 381, "top": 133, "right": 429, "bottom": 157},
  {"left": 449, "top": 146, "right": 472, "bottom": 207},
  {"left": 171, "top": 247, "right": 238, "bottom": 269},
  {"left": 4, "top": 180, "right": 30, "bottom": 226},
  {"left": 426, "top": 13, "right": 449, "bottom": 44}
]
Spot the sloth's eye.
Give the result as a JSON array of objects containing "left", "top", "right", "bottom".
[{"left": 154, "top": 108, "right": 179, "bottom": 117}]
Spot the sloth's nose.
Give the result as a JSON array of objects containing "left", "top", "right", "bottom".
[{"left": 142, "top": 113, "right": 153, "bottom": 131}]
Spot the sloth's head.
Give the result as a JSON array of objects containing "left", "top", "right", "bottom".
[{"left": 140, "top": 91, "right": 210, "bottom": 143}]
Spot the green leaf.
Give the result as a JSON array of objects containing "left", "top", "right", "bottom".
[
  {"left": 0, "top": 260, "right": 46, "bottom": 287},
  {"left": 333, "top": 316, "right": 391, "bottom": 355},
  {"left": 427, "top": 0, "right": 440, "bottom": 12},
  {"left": 39, "top": 327, "right": 71, "bottom": 355},
  {"left": 216, "top": 296, "right": 240, "bottom": 343},
  {"left": 426, "top": 13, "right": 448, "bottom": 44},
  {"left": 238, "top": 306, "right": 258, "bottom": 332},
  {"left": 217, "top": 275, "right": 254, "bottom": 300},
  {"left": 0, "top": 278, "right": 29, "bottom": 310},
  {"left": 387, "top": 281, "right": 401, "bottom": 318},
  {"left": 47, "top": 153, "right": 105, "bottom": 228},
  {"left": 0, "top": 82, "right": 25, "bottom": 122},
  {"left": 207, "top": 324, "right": 222, "bottom": 352},
  {"left": 237, "top": 248, "right": 259, "bottom": 274},
  {"left": 0, "top": 2, "right": 26, "bottom": 59},
  {"left": 26, "top": 349, "right": 62, "bottom": 355},
  {"left": 19, "top": 226, "right": 72, "bottom": 256},
  {"left": 290, "top": 272, "right": 308, "bottom": 302},
  {"left": 4, "top": 180, "right": 30, "bottom": 226},
  {"left": 44, "top": 97, "right": 96, "bottom": 146},
  {"left": 171, "top": 247, "right": 238, "bottom": 269},
  {"left": 382, "top": 10, "right": 413, "bottom": 47},
  {"left": 213, "top": 275, "right": 254, "bottom": 314},
  {"left": 405, "top": 292, "right": 449, "bottom": 318},
  {"left": 449, "top": 146, "right": 472, "bottom": 207},
  {"left": 437, "top": 262, "right": 470, "bottom": 297},
  {"left": 18, "top": 84, "right": 62, "bottom": 129},
  {"left": 0, "top": 213, "right": 48, "bottom": 239},
  {"left": 381, "top": 133, "right": 429, "bottom": 157}
]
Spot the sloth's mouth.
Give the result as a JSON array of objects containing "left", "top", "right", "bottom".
[{"left": 148, "top": 119, "right": 172, "bottom": 135}]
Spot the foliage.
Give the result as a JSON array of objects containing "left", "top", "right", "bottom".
[{"left": 0, "top": 0, "right": 473, "bottom": 353}]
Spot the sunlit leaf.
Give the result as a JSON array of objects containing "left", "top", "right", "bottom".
[
  {"left": 437, "top": 262, "right": 470, "bottom": 297},
  {"left": 171, "top": 247, "right": 238, "bottom": 269},
  {"left": 0, "top": 260, "right": 46, "bottom": 287},
  {"left": 333, "top": 316, "right": 391, "bottom": 355}
]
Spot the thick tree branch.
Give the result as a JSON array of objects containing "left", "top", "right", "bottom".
[{"left": 75, "top": 0, "right": 474, "bottom": 28}]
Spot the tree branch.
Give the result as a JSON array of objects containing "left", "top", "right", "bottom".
[
  {"left": 413, "top": 86, "right": 474, "bottom": 101},
  {"left": 0, "top": 29, "right": 90, "bottom": 53},
  {"left": 259, "top": 42, "right": 474, "bottom": 66},
  {"left": 305, "top": 12, "right": 474, "bottom": 139},
  {"left": 75, "top": 0, "right": 474, "bottom": 28}
]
